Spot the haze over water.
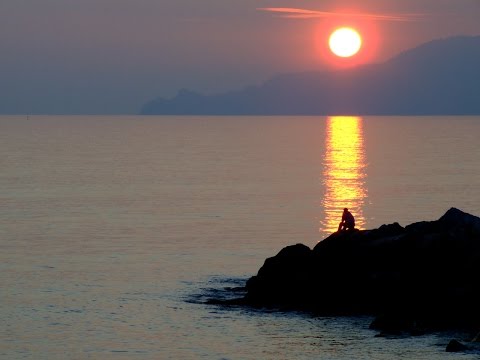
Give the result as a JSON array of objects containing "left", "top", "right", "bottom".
[{"left": 1, "top": 115, "right": 480, "bottom": 359}]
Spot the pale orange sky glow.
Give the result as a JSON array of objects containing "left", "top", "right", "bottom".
[
  {"left": 257, "top": 7, "right": 427, "bottom": 22},
  {"left": 257, "top": 6, "right": 432, "bottom": 68}
]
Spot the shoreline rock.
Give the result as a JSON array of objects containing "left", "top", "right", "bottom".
[
  {"left": 242, "top": 208, "right": 480, "bottom": 335},
  {"left": 446, "top": 339, "right": 470, "bottom": 353}
]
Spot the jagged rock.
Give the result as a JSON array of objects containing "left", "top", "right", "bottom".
[
  {"left": 242, "top": 208, "right": 480, "bottom": 330},
  {"left": 440, "top": 207, "right": 480, "bottom": 236},
  {"left": 446, "top": 339, "right": 469, "bottom": 352}
]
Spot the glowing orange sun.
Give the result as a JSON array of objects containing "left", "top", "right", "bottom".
[{"left": 329, "top": 27, "right": 362, "bottom": 58}]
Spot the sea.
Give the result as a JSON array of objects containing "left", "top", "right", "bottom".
[{"left": 1, "top": 115, "right": 480, "bottom": 359}]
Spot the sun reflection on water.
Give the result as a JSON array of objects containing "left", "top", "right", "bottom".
[{"left": 320, "top": 116, "right": 368, "bottom": 237}]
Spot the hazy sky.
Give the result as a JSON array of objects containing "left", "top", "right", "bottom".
[{"left": 1, "top": 0, "right": 479, "bottom": 114}]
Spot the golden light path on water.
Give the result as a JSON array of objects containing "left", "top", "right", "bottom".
[{"left": 321, "top": 116, "right": 368, "bottom": 235}]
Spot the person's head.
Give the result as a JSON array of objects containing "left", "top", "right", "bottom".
[{"left": 344, "top": 208, "right": 348, "bottom": 212}]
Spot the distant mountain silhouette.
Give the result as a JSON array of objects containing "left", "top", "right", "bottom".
[{"left": 141, "top": 36, "right": 480, "bottom": 115}]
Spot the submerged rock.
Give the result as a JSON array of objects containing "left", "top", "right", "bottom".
[
  {"left": 243, "top": 208, "right": 480, "bottom": 331},
  {"left": 472, "top": 331, "right": 480, "bottom": 342}
]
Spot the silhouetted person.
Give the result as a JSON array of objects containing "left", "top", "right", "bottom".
[{"left": 338, "top": 208, "right": 355, "bottom": 232}]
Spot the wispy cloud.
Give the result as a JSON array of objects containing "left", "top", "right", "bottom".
[{"left": 258, "top": 7, "right": 426, "bottom": 22}]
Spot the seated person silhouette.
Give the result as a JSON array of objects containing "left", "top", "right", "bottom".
[{"left": 338, "top": 208, "right": 355, "bottom": 232}]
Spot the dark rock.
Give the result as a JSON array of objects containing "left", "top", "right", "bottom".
[
  {"left": 245, "top": 244, "right": 314, "bottom": 307},
  {"left": 446, "top": 339, "right": 469, "bottom": 352},
  {"left": 368, "top": 222, "right": 405, "bottom": 238},
  {"left": 439, "top": 207, "right": 480, "bottom": 236},
  {"left": 241, "top": 208, "right": 480, "bottom": 331},
  {"left": 404, "top": 220, "right": 444, "bottom": 235},
  {"left": 370, "top": 314, "right": 425, "bottom": 336}
]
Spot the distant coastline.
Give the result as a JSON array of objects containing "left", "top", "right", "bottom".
[{"left": 141, "top": 36, "right": 480, "bottom": 116}]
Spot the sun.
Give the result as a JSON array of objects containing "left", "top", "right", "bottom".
[{"left": 329, "top": 27, "right": 362, "bottom": 58}]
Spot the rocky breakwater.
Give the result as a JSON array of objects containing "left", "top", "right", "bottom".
[{"left": 244, "top": 208, "right": 480, "bottom": 335}]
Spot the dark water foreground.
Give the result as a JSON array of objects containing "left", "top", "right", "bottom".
[{"left": 209, "top": 208, "right": 480, "bottom": 353}]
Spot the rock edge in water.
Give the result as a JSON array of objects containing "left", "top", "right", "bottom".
[{"left": 243, "top": 208, "right": 480, "bottom": 335}]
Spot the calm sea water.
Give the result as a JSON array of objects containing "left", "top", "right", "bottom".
[{"left": 1, "top": 115, "right": 480, "bottom": 359}]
